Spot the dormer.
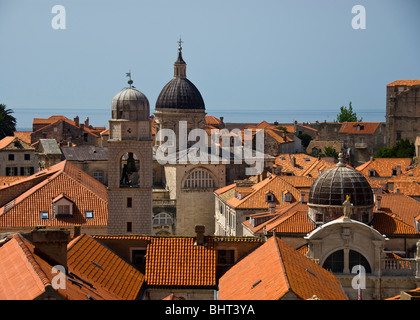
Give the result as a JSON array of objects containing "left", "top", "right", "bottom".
[
  {"left": 282, "top": 191, "right": 292, "bottom": 203},
  {"left": 52, "top": 193, "right": 74, "bottom": 217},
  {"left": 368, "top": 169, "right": 376, "bottom": 177},
  {"left": 265, "top": 191, "right": 275, "bottom": 203}
]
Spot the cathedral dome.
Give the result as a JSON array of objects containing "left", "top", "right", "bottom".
[
  {"left": 155, "top": 42, "right": 205, "bottom": 110},
  {"left": 112, "top": 85, "right": 150, "bottom": 121},
  {"left": 308, "top": 154, "right": 374, "bottom": 224}
]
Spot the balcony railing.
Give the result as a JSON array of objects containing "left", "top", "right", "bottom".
[
  {"left": 382, "top": 258, "right": 418, "bottom": 276},
  {"left": 355, "top": 142, "right": 368, "bottom": 149}
]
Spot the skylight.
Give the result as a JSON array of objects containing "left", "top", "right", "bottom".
[{"left": 85, "top": 210, "right": 94, "bottom": 219}]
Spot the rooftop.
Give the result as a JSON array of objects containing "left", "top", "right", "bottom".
[{"left": 218, "top": 236, "right": 348, "bottom": 300}]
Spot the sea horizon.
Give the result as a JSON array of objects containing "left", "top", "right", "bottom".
[{"left": 14, "top": 107, "right": 386, "bottom": 131}]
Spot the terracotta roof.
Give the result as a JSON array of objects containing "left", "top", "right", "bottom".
[
  {"left": 339, "top": 122, "right": 381, "bottom": 135},
  {"left": 32, "top": 115, "right": 103, "bottom": 138},
  {"left": 205, "top": 115, "right": 223, "bottom": 125},
  {"left": 0, "top": 176, "right": 26, "bottom": 186},
  {"left": 387, "top": 80, "right": 420, "bottom": 87},
  {"left": 264, "top": 128, "right": 293, "bottom": 144},
  {"left": 388, "top": 181, "right": 420, "bottom": 196},
  {"left": 267, "top": 210, "right": 314, "bottom": 234},
  {"left": 373, "top": 193, "right": 420, "bottom": 231},
  {"left": 385, "top": 287, "right": 420, "bottom": 300},
  {"left": 0, "top": 234, "right": 51, "bottom": 299},
  {"left": 371, "top": 211, "right": 418, "bottom": 235},
  {"left": 0, "top": 136, "right": 19, "bottom": 150},
  {"left": 218, "top": 236, "right": 347, "bottom": 300},
  {"left": 13, "top": 131, "right": 32, "bottom": 144},
  {"left": 356, "top": 158, "right": 412, "bottom": 178},
  {"left": 0, "top": 233, "right": 125, "bottom": 300},
  {"left": 275, "top": 154, "right": 343, "bottom": 178},
  {"left": 67, "top": 234, "right": 145, "bottom": 299},
  {"left": 225, "top": 175, "right": 303, "bottom": 210},
  {"left": 243, "top": 202, "right": 312, "bottom": 235},
  {"left": 0, "top": 161, "right": 108, "bottom": 228},
  {"left": 145, "top": 237, "right": 216, "bottom": 287}
]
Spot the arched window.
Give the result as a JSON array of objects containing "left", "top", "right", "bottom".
[
  {"left": 153, "top": 212, "right": 173, "bottom": 226},
  {"left": 184, "top": 169, "right": 215, "bottom": 189},
  {"left": 120, "top": 152, "right": 140, "bottom": 187},
  {"left": 323, "top": 249, "right": 371, "bottom": 274}
]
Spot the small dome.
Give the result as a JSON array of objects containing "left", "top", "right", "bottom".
[
  {"left": 155, "top": 78, "right": 205, "bottom": 110},
  {"left": 112, "top": 87, "right": 150, "bottom": 121},
  {"left": 308, "top": 159, "right": 373, "bottom": 207}
]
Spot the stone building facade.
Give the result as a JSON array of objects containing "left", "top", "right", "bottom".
[
  {"left": 386, "top": 80, "right": 420, "bottom": 147},
  {"left": 0, "top": 136, "right": 38, "bottom": 177}
]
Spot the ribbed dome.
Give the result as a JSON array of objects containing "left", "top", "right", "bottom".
[
  {"left": 155, "top": 43, "right": 205, "bottom": 110},
  {"left": 308, "top": 159, "right": 373, "bottom": 207},
  {"left": 112, "top": 87, "right": 150, "bottom": 121},
  {"left": 155, "top": 78, "right": 205, "bottom": 110}
]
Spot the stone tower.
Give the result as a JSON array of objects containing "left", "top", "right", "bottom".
[
  {"left": 107, "top": 78, "right": 153, "bottom": 234},
  {"left": 385, "top": 80, "right": 420, "bottom": 147}
]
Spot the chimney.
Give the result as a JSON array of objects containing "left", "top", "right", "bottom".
[
  {"left": 396, "top": 164, "right": 402, "bottom": 175},
  {"left": 30, "top": 228, "right": 70, "bottom": 271},
  {"left": 292, "top": 156, "right": 296, "bottom": 167},
  {"left": 300, "top": 191, "right": 306, "bottom": 204},
  {"left": 195, "top": 225, "right": 205, "bottom": 246},
  {"left": 85, "top": 117, "right": 89, "bottom": 127},
  {"left": 74, "top": 116, "right": 79, "bottom": 127},
  {"left": 268, "top": 201, "right": 276, "bottom": 214},
  {"left": 220, "top": 117, "right": 224, "bottom": 123},
  {"left": 74, "top": 225, "right": 81, "bottom": 238},
  {"left": 375, "top": 195, "right": 382, "bottom": 211}
]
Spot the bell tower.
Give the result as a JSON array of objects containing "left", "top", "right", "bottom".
[{"left": 107, "top": 75, "right": 153, "bottom": 234}]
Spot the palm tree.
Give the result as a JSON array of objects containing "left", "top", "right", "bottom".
[{"left": 0, "top": 104, "right": 17, "bottom": 139}]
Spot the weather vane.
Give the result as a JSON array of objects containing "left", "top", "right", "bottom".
[{"left": 126, "top": 70, "right": 133, "bottom": 88}]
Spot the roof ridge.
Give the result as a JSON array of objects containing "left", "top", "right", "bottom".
[
  {"left": 13, "top": 233, "right": 52, "bottom": 288},
  {"left": 0, "top": 166, "right": 64, "bottom": 216},
  {"left": 271, "top": 236, "right": 292, "bottom": 294}
]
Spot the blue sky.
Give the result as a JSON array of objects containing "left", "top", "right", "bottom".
[{"left": 1, "top": 0, "right": 420, "bottom": 128}]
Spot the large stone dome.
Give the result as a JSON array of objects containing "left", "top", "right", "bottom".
[
  {"left": 112, "top": 87, "right": 150, "bottom": 121},
  {"left": 155, "top": 43, "right": 205, "bottom": 111},
  {"left": 308, "top": 154, "right": 374, "bottom": 224},
  {"left": 155, "top": 78, "right": 205, "bottom": 110}
]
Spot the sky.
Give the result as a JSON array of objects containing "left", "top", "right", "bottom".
[{"left": 1, "top": 0, "right": 420, "bottom": 129}]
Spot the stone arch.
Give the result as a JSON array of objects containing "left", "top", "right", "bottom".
[
  {"left": 321, "top": 247, "right": 372, "bottom": 274},
  {"left": 153, "top": 212, "right": 174, "bottom": 226},
  {"left": 182, "top": 166, "right": 218, "bottom": 189},
  {"left": 116, "top": 149, "right": 143, "bottom": 188}
]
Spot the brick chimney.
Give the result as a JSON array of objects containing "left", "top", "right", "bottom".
[
  {"left": 195, "top": 225, "right": 205, "bottom": 246},
  {"left": 300, "top": 191, "right": 306, "bottom": 204},
  {"left": 74, "top": 116, "right": 79, "bottom": 127},
  {"left": 375, "top": 195, "right": 382, "bottom": 211},
  {"left": 30, "top": 228, "right": 70, "bottom": 271}
]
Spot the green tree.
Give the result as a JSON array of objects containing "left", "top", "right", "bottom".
[
  {"left": 374, "top": 139, "right": 415, "bottom": 158},
  {"left": 323, "top": 146, "right": 338, "bottom": 158},
  {"left": 275, "top": 125, "right": 289, "bottom": 133},
  {"left": 297, "top": 133, "right": 313, "bottom": 148},
  {"left": 0, "top": 104, "right": 17, "bottom": 139},
  {"left": 336, "top": 102, "right": 362, "bottom": 123}
]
